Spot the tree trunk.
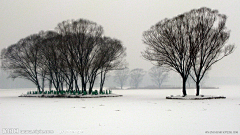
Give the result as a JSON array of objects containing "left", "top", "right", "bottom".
[
  {"left": 36, "top": 83, "right": 41, "bottom": 92},
  {"left": 135, "top": 82, "right": 138, "bottom": 89},
  {"left": 35, "top": 79, "right": 41, "bottom": 92},
  {"left": 196, "top": 80, "right": 200, "bottom": 96},
  {"left": 42, "top": 76, "right": 45, "bottom": 92},
  {"left": 75, "top": 78, "right": 79, "bottom": 92},
  {"left": 120, "top": 81, "right": 123, "bottom": 89},
  {"left": 158, "top": 82, "right": 161, "bottom": 89},
  {"left": 60, "top": 81, "right": 63, "bottom": 91},
  {"left": 182, "top": 78, "right": 187, "bottom": 96},
  {"left": 81, "top": 75, "right": 86, "bottom": 93},
  {"left": 49, "top": 79, "right": 52, "bottom": 91},
  {"left": 100, "top": 71, "right": 106, "bottom": 93},
  {"left": 70, "top": 70, "right": 74, "bottom": 90},
  {"left": 100, "top": 72, "right": 104, "bottom": 93},
  {"left": 89, "top": 80, "right": 94, "bottom": 94},
  {"left": 100, "top": 79, "right": 105, "bottom": 93}
]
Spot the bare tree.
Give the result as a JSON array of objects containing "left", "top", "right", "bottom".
[
  {"left": 142, "top": 14, "right": 196, "bottom": 96},
  {"left": 55, "top": 19, "right": 104, "bottom": 93},
  {"left": 149, "top": 66, "right": 169, "bottom": 88},
  {"left": 114, "top": 68, "right": 129, "bottom": 89},
  {"left": 55, "top": 21, "right": 126, "bottom": 93},
  {"left": 57, "top": 34, "right": 80, "bottom": 92},
  {"left": 98, "top": 37, "right": 126, "bottom": 92},
  {"left": 1, "top": 18, "right": 127, "bottom": 94},
  {"left": 40, "top": 32, "right": 67, "bottom": 92},
  {"left": 1, "top": 33, "right": 44, "bottom": 92},
  {"left": 186, "top": 7, "right": 235, "bottom": 96},
  {"left": 129, "top": 68, "right": 146, "bottom": 89}
]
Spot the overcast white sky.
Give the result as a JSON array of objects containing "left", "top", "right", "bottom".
[{"left": 0, "top": 0, "right": 240, "bottom": 78}]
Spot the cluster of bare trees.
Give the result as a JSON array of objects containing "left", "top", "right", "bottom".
[
  {"left": 114, "top": 66, "right": 169, "bottom": 89},
  {"left": 142, "top": 7, "right": 235, "bottom": 96},
  {"left": 1, "top": 19, "right": 126, "bottom": 94},
  {"left": 114, "top": 68, "right": 146, "bottom": 89},
  {"left": 1, "top": 7, "right": 235, "bottom": 97}
]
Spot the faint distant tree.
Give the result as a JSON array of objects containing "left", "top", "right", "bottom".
[
  {"left": 114, "top": 68, "right": 129, "bottom": 89},
  {"left": 129, "top": 68, "right": 146, "bottom": 89},
  {"left": 142, "top": 14, "right": 196, "bottom": 96},
  {"left": 187, "top": 7, "right": 235, "bottom": 96},
  {"left": 200, "top": 72, "right": 209, "bottom": 87},
  {"left": 149, "top": 66, "right": 169, "bottom": 88},
  {"left": 186, "top": 75, "right": 194, "bottom": 88}
]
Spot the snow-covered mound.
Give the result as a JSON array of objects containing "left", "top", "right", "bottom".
[
  {"left": 166, "top": 95, "right": 226, "bottom": 100},
  {"left": 19, "top": 93, "right": 122, "bottom": 98}
]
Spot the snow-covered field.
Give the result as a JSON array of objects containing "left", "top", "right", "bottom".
[{"left": 1, "top": 86, "right": 240, "bottom": 135}]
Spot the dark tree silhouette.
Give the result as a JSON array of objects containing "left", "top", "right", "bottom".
[
  {"left": 142, "top": 7, "right": 235, "bottom": 96},
  {"left": 142, "top": 15, "right": 196, "bottom": 96},
  {"left": 55, "top": 19, "right": 104, "bottom": 93},
  {"left": 186, "top": 7, "right": 235, "bottom": 96},
  {"left": 54, "top": 19, "right": 126, "bottom": 93},
  {"left": 1, "top": 33, "right": 44, "bottom": 92},
  {"left": 1, "top": 18, "right": 126, "bottom": 94},
  {"left": 40, "top": 31, "right": 66, "bottom": 92},
  {"left": 98, "top": 37, "right": 126, "bottom": 92},
  {"left": 57, "top": 34, "right": 80, "bottom": 92},
  {"left": 148, "top": 66, "right": 169, "bottom": 88}
]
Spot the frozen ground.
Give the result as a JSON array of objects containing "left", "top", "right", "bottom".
[{"left": 0, "top": 86, "right": 240, "bottom": 135}]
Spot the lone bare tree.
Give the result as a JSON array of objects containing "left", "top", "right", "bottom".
[
  {"left": 114, "top": 68, "right": 129, "bottom": 89},
  {"left": 149, "top": 66, "right": 169, "bottom": 88},
  {"left": 186, "top": 7, "right": 235, "bottom": 96},
  {"left": 142, "top": 15, "right": 196, "bottom": 96},
  {"left": 129, "top": 68, "right": 146, "bottom": 89}
]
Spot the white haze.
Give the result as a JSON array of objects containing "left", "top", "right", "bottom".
[{"left": 0, "top": 0, "right": 240, "bottom": 88}]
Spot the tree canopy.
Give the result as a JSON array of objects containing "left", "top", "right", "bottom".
[
  {"left": 142, "top": 7, "right": 235, "bottom": 96},
  {"left": 1, "top": 19, "right": 126, "bottom": 93}
]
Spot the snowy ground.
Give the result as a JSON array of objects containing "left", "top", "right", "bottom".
[{"left": 1, "top": 86, "right": 240, "bottom": 135}]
